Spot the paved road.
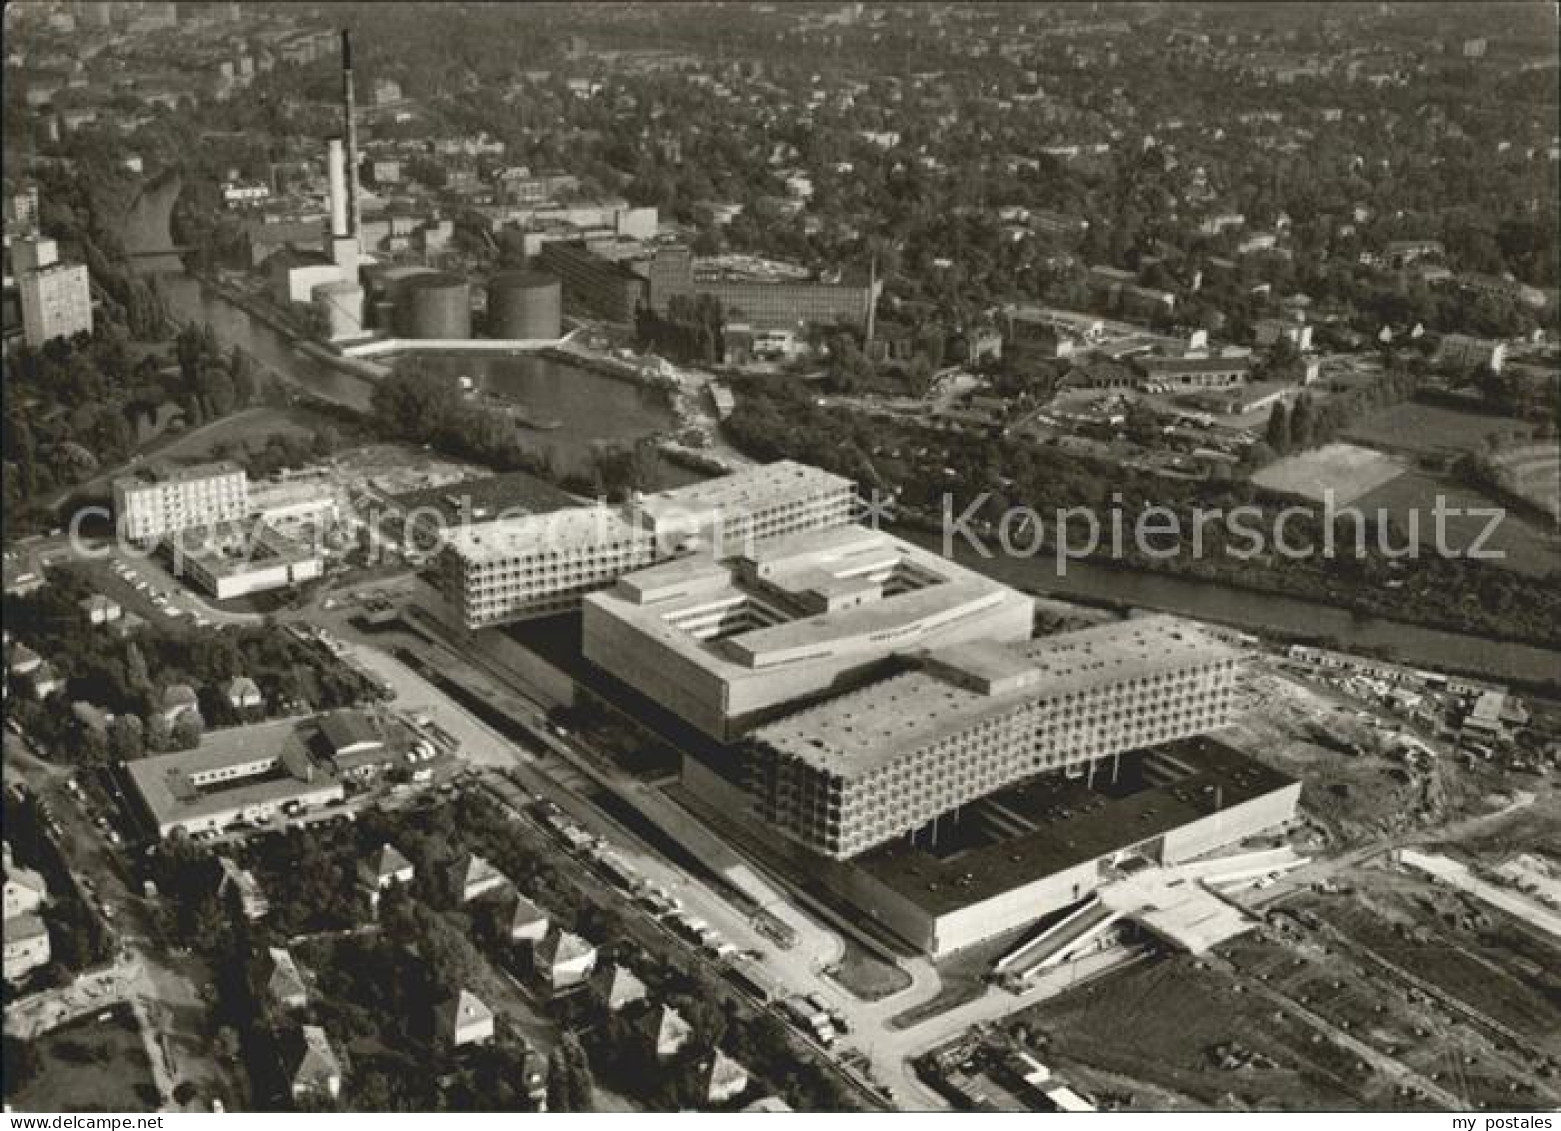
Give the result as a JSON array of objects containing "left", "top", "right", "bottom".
[{"left": 5, "top": 738, "right": 239, "bottom": 1110}]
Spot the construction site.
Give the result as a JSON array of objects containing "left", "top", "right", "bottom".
[{"left": 916, "top": 647, "right": 1560, "bottom": 1112}]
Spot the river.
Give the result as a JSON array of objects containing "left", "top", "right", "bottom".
[
  {"left": 119, "top": 177, "right": 1560, "bottom": 685},
  {"left": 899, "top": 527, "right": 1560, "bottom": 687}
]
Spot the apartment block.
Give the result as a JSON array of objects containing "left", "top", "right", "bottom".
[
  {"left": 112, "top": 462, "right": 250, "bottom": 544},
  {"left": 747, "top": 616, "right": 1242, "bottom": 859}
]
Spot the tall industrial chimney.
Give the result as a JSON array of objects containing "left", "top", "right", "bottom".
[
  {"left": 341, "top": 29, "right": 362, "bottom": 246},
  {"left": 327, "top": 137, "right": 348, "bottom": 238}
]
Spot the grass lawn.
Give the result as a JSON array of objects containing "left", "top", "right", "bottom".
[
  {"left": 6, "top": 1005, "right": 161, "bottom": 1113},
  {"left": 146, "top": 404, "right": 341, "bottom": 466},
  {"left": 1343, "top": 401, "right": 1530, "bottom": 457},
  {"left": 1352, "top": 471, "right": 1560, "bottom": 578},
  {"left": 1251, "top": 443, "right": 1407, "bottom": 505},
  {"left": 826, "top": 937, "right": 912, "bottom": 1002}
]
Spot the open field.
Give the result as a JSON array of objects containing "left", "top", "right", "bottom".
[
  {"left": 1251, "top": 443, "right": 1407, "bottom": 505},
  {"left": 5, "top": 1005, "right": 161, "bottom": 1113},
  {"left": 1298, "top": 864, "right": 1561, "bottom": 1076},
  {"left": 1020, "top": 858, "right": 1561, "bottom": 1113},
  {"left": 1224, "top": 667, "right": 1463, "bottom": 850},
  {"left": 1343, "top": 401, "right": 1530, "bottom": 458},
  {"left": 1352, "top": 472, "right": 1560, "bottom": 578},
  {"left": 1022, "top": 950, "right": 1390, "bottom": 1110}
]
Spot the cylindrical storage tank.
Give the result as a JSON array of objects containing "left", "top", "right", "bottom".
[
  {"left": 372, "top": 299, "right": 396, "bottom": 332},
  {"left": 367, "top": 263, "right": 436, "bottom": 304},
  {"left": 394, "top": 272, "right": 470, "bottom": 340},
  {"left": 487, "top": 270, "right": 562, "bottom": 340},
  {"left": 311, "top": 279, "right": 365, "bottom": 341}
]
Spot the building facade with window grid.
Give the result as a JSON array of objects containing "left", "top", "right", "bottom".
[{"left": 746, "top": 616, "right": 1242, "bottom": 859}]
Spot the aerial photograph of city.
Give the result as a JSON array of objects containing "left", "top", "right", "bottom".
[{"left": 1, "top": 0, "right": 1558, "bottom": 1119}]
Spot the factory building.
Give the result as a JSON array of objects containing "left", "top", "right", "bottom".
[
  {"left": 487, "top": 270, "right": 562, "bottom": 339},
  {"left": 582, "top": 525, "right": 1035, "bottom": 741},
  {"left": 745, "top": 616, "right": 1242, "bottom": 859},
  {"left": 647, "top": 245, "right": 880, "bottom": 334},
  {"left": 112, "top": 461, "right": 250, "bottom": 544},
  {"left": 538, "top": 240, "right": 648, "bottom": 323}
]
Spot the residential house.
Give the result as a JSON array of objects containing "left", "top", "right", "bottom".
[
  {"left": 267, "top": 946, "right": 309, "bottom": 1010},
  {"left": 290, "top": 1025, "right": 343, "bottom": 1102},
  {"left": 699, "top": 1049, "right": 750, "bottom": 1105},
  {"left": 588, "top": 963, "right": 647, "bottom": 1013},
  {"left": 225, "top": 676, "right": 263, "bottom": 713},
  {"left": 743, "top": 1096, "right": 795, "bottom": 1112},
  {"left": 535, "top": 929, "right": 596, "bottom": 991},
  {"left": 6, "top": 641, "right": 42, "bottom": 678},
  {"left": 78, "top": 594, "right": 122, "bottom": 625},
  {"left": 161, "top": 684, "right": 200, "bottom": 725},
  {"left": 640, "top": 1003, "right": 693, "bottom": 1062},
  {"left": 437, "top": 989, "right": 495, "bottom": 1048},
  {"left": 361, "top": 843, "right": 416, "bottom": 902},
  {"left": 507, "top": 893, "right": 551, "bottom": 944},
  {"left": 3, "top": 843, "right": 48, "bottom": 919},
  {"left": 29, "top": 661, "right": 64, "bottom": 700},
  {"left": 3, "top": 913, "right": 50, "bottom": 983},
  {"left": 448, "top": 853, "right": 509, "bottom": 904},
  {"left": 217, "top": 857, "right": 270, "bottom": 920}
]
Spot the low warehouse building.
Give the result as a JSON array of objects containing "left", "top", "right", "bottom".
[{"left": 126, "top": 717, "right": 346, "bottom": 838}]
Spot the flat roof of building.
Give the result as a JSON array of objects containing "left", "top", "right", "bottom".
[
  {"left": 856, "top": 737, "right": 1297, "bottom": 915},
  {"left": 125, "top": 717, "right": 339, "bottom": 830},
  {"left": 444, "top": 503, "right": 649, "bottom": 564},
  {"left": 165, "top": 522, "right": 318, "bottom": 576},
  {"left": 632, "top": 460, "right": 853, "bottom": 526},
  {"left": 114, "top": 460, "right": 244, "bottom": 492},
  {"left": 587, "top": 525, "right": 1031, "bottom": 682},
  {"left": 390, "top": 470, "right": 577, "bottom": 526},
  {"left": 754, "top": 616, "right": 1239, "bottom": 778}
]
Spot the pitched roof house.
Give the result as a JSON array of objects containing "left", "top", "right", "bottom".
[
  {"left": 290, "top": 1025, "right": 343, "bottom": 1101},
  {"left": 639, "top": 1003, "right": 692, "bottom": 1062},
  {"left": 437, "top": 988, "right": 495, "bottom": 1048},
  {"left": 588, "top": 963, "right": 647, "bottom": 1013},
  {"left": 534, "top": 928, "right": 596, "bottom": 991}
]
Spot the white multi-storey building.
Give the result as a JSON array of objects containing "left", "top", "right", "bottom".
[
  {"left": 14, "top": 237, "right": 92, "bottom": 347},
  {"left": 112, "top": 462, "right": 250, "bottom": 544},
  {"left": 747, "top": 616, "right": 1243, "bottom": 859},
  {"left": 436, "top": 461, "right": 858, "bottom": 629},
  {"left": 438, "top": 505, "right": 657, "bottom": 628}
]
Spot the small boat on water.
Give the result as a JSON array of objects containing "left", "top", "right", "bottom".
[{"left": 458, "top": 375, "right": 475, "bottom": 392}]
